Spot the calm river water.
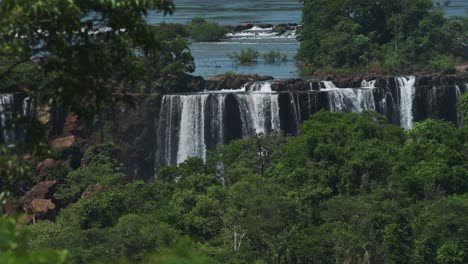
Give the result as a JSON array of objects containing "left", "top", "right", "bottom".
[{"left": 148, "top": 1, "right": 467, "bottom": 79}]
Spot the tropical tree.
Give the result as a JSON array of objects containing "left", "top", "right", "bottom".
[{"left": 0, "top": 0, "right": 177, "bottom": 118}]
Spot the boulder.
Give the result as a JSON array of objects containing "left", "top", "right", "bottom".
[
  {"left": 30, "top": 199, "right": 56, "bottom": 223},
  {"left": 31, "top": 199, "right": 55, "bottom": 213},
  {"left": 51, "top": 135, "right": 76, "bottom": 149},
  {"left": 23, "top": 180, "right": 57, "bottom": 206},
  {"left": 36, "top": 158, "right": 56, "bottom": 175},
  {"left": 23, "top": 180, "right": 57, "bottom": 222}
]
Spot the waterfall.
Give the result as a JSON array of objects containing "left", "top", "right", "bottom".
[
  {"left": 156, "top": 95, "right": 182, "bottom": 166},
  {"left": 0, "top": 94, "right": 15, "bottom": 145},
  {"left": 322, "top": 81, "right": 336, "bottom": 89},
  {"left": 0, "top": 94, "right": 34, "bottom": 145},
  {"left": 155, "top": 90, "right": 281, "bottom": 169},
  {"left": 177, "top": 94, "right": 209, "bottom": 163},
  {"left": 154, "top": 76, "right": 463, "bottom": 173},
  {"left": 361, "top": 79, "right": 376, "bottom": 88},
  {"left": 396, "top": 76, "right": 416, "bottom": 130},
  {"left": 327, "top": 88, "right": 375, "bottom": 113},
  {"left": 236, "top": 93, "right": 280, "bottom": 135},
  {"left": 245, "top": 81, "right": 273, "bottom": 92}
]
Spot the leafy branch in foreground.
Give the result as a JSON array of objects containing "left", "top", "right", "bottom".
[{"left": 0, "top": 0, "right": 175, "bottom": 118}]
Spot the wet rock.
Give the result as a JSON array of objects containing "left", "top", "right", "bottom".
[
  {"left": 271, "top": 79, "right": 312, "bottom": 92},
  {"left": 206, "top": 74, "right": 273, "bottom": 91},
  {"left": 111, "top": 94, "right": 158, "bottom": 180}
]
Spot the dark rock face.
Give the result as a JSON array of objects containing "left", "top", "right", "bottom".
[
  {"left": 2, "top": 74, "right": 466, "bottom": 181},
  {"left": 110, "top": 94, "right": 159, "bottom": 180},
  {"left": 151, "top": 74, "right": 466, "bottom": 174}
]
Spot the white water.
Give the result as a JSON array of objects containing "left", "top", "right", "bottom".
[
  {"left": 322, "top": 81, "right": 336, "bottom": 89},
  {"left": 0, "top": 94, "right": 15, "bottom": 144},
  {"left": 245, "top": 81, "right": 273, "bottom": 92},
  {"left": 236, "top": 93, "right": 280, "bottom": 135},
  {"left": 361, "top": 79, "right": 376, "bottom": 88},
  {"left": 156, "top": 90, "right": 281, "bottom": 168},
  {"left": 327, "top": 88, "right": 376, "bottom": 113},
  {"left": 396, "top": 76, "right": 416, "bottom": 130},
  {"left": 177, "top": 95, "right": 209, "bottom": 163},
  {"left": 226, "top": 26, "right": 296, "bottom": 39}
]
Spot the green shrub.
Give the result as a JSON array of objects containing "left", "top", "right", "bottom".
[
  {"left": 188, "top": 17, "right": 228, "bottom": 42},
  {"left": 272, "top": 25, "right": 287, "bottom": 35},
  {"left": 228, "top": 48, "right": 260, "bottom": 64},
  {"left": 262, "top": 49, "right": 288, "bottom": 63},
  {"left": 382, "top": 49, "right": 403, "bottom": 73},
  {"left": 429, "top": 55, "right": 458, "bottom": 73}
]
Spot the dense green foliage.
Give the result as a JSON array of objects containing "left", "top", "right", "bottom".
[
  {"left": 187, "top": 17, "right": 229, "bottom": 42},
  {"left": 2, "top": 110, "right": 464, "bottom": 263},
  {"left": 0, "top": 217, "right": 69, "bottom": 263},
  {"left": 1, "top": 1, "right": 468, "bottom": 263},
  {"left": 0, "top": 0, "right": 180, "bottom": 117},
  {"left": 298, "top": 0, "right": 468, "bottom": 73}
]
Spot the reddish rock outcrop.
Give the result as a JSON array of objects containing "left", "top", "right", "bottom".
[
  {"left": 23, "top": 180, "right": 57, "bottom": 205},
  {"left": 23, "top": 180, "right": 57, "bottom": 221},
  {"left": 36, "top": 158, "right": 56, "bottom": 175},
  {"left": 51, "top": 135, "right": 76, "bottom": 149}
]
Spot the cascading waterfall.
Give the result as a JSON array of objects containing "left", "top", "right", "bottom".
[
  {"left": 0, "top": 94, "right": 34, "bottom": 145},
  {"left": 326, "top": 88, "right": 376, "bottom": 112},
  {"left": 177, "top": 94, "right": 209, "bottom": 163},
  {"left": 361, "top": 79, "right": 376, "bottom": 88},
  {"left": 155, "top": 84, "right": 281, "bottom": 169},
  {"left": 156, "top": 95, "right": 181, "bottom": 166},
  {"left": 0, "top": 94, "right": 15, "bottom": 144},
  {"left": 154, "top": 77, "right": 464, "bottom": 173},
  {"left": 396, "top": 76, "right": 416, "bottom": 130},
  {"left": 245, "top": 81, "right": 272, "bottom": 92},
  {"left": 236, "top": 93, "right": 280, "bottom": 135},
  {"left": 322, "top": 81, "right": 336, "bottom": 89}
]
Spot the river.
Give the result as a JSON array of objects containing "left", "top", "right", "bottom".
[{"left": 148, "top": 1, "right": 466, "bottom": 79}]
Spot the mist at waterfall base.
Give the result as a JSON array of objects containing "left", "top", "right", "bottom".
[{"left": 155, "top": 78, "right": 466, "bottom": 172}]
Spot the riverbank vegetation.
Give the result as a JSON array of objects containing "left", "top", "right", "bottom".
[
  {"left": 1, "top": 0, "right": 468, "bottom": 263},
  {"left": 229, "top": 48, "right": 288, "bottom": 64},
  {"left": 298, "top": 0, "right": 468, "bottom": 74},
  {"left": 187, "top": 17, "right": 229, "bottom": 42},
  {"left": 2, "top": 97, "right": 467, "bottom": 263},
  {"left": 228, "top": 48, "right": 260, "bottom": 64}
]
